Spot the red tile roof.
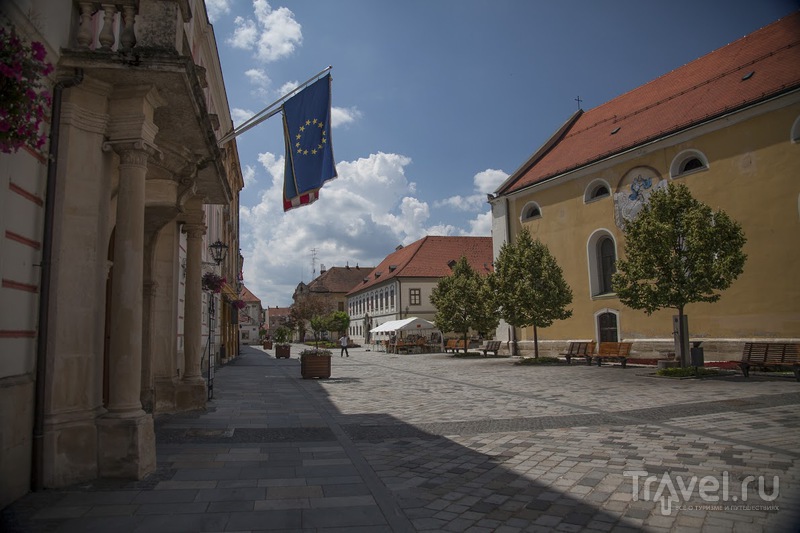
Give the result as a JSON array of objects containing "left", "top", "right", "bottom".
[
  {"left": 267, "top": 307, "right": 290, "bottom": 319},
  {"left": 307, "top": 266, "right": 376, "bottom": 294},
  {"left": 348, "top": 236, "right": 493, "bottom": 295},
  {"left": 239, "top": 285, "right": 262, "bottom": 304},
  {"left": 498, "top": 11, "right": 800, "bottom": 195}
]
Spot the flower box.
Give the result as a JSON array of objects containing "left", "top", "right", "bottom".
[
  {"left": 263, "top": 340, "right": 273, "bottom": 350},
  {"left": 275, "top": 344, "right": 291, "bottom": 359},
  {"left": 202, "top": 272, "right": 226, "bottom": 293},
  {"left": 300, "top": 349, "right": 331, "bottom": 379}
]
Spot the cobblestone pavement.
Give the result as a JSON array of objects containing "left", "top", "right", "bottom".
[{"left": 3, "top": 345, "right": 799, "bottom": 532}]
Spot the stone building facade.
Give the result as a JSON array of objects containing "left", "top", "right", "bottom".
[
  {"left": 238, "top": 285, "right": 263, "bottom": 345},
  {"left": 0, "top": 0, "right": 243, "bottom": 508}
]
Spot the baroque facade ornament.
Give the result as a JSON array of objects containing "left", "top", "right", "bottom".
[
  {"left": 102, "top": 139, "right": 161, "bottom": 166},
  {"left": 613, "top": 168, "right": 668, "bottom": 228}
]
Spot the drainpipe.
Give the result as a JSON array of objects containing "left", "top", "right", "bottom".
[{"left": 32, "top": 69, "right": 84, "bottom": 491}]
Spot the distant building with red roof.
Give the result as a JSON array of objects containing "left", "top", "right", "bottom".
[
  {"left": 237, "top": 285, "right": 263, "bottom": 345},
  {"left": 490, "top": 12, "right": 800, "bottom": 359},
  {"left": 347, "top": 236, "right": 493, "bottom": 343},
  {"left": 293, "top": 264, "right": 374, "bottom": 341},
  {"left": 266, "top": 306, "right": 291, "bottom": 338}
]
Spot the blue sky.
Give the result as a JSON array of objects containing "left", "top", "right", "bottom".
[{"left": 206, "top": 0, "right": 797, "bottom": 307}]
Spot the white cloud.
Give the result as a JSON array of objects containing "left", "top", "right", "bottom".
[
  {"left": 229, "top": 1, "right": 302, "bottom": 63},
  {"left": 205, "top": 0, "right": 230, "bottom": 22},
  {"left": 434, "top": 194, "right": 485, "bottom": 212},
  {"left": 229, "top": 16, "right": 258, "bottom": 49},
  {"left": 276, "top": 80, "right": 299, "bottom": 100},
  {"left": 435, "top": 168, "right": 508, "bottom": 212},
  {"left": 474, "top": 168, "right": 509, "bottom": 194},
  {"left": 240, "top": 151, "right": 461, "bottom": 306},
  {"left": 245, "top": 68, "right": 270, "bottom": 86},
  {"left": 242, "top": 165, "right": 257, "bottom": 188},
  {"left": 331, "top": 106, "right": 363, "bottom": 128},
  {"left": 243, "top": 68, "right": 272, "bottom": 100},
  {"left": 231, "top": 107, "right": 255, "bottom": 127},
  {"left": 462, "top": 211, "right": 493, "bottom": 237}
]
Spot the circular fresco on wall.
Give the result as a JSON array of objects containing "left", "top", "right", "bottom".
[{"left": 613, "top": 167, "right": 667, "bottom": 229}]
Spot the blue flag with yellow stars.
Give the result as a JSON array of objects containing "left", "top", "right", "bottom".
[{"left": 282, "top": 74, "right": 337, "bottom": 211}]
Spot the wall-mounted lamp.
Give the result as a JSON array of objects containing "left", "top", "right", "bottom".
[{"left": 209, "top": 240, "right": 228, "bottom": 265}]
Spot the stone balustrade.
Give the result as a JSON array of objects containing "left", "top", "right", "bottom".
[
  {"left": 74, "top": 1, "right": 138, "bottom": 51},
  {"left": 72, "top": 0, "right": 192, "bottom": 54}
]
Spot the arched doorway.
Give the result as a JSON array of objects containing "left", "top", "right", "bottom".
[{"left": 597, "top": 311, "right": 619, "bottom": 343}]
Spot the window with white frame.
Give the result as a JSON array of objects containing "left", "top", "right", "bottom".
[
  {"left": 409, "top": 288, "right": 421, "bottom": 305},
  {"left": 520, "top": 201, "right": 542, "bottom": 222},
  {"left": 587, "top": 230, "right": 618, "bottom": 297},
  {"left": 584, "top": 179, "right": 611, "bottom": 203},
  {"left": 670, "top": 149, "right": 709, "bottom": 179}
]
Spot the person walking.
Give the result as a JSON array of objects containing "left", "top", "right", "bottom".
[{"left": 339, "top": 333, "right": 350, "bottom": 357}]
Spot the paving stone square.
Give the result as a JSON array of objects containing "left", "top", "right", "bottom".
[{"left": 2, "top": 344, "right": 799, "bottom": 532}]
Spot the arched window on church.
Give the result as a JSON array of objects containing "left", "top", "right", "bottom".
[{"left": 598, "top": 237, "right": 616, "bottom": 295}]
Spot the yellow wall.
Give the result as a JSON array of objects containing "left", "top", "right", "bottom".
[{"left": 505, "top": 100, "right": 800, "bottom": 351}]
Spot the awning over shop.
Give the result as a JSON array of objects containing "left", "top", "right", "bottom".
[
  {"left": 221, "top": 283, "right": 239, "bottom": 300},
  {"left": 370, "top": 317, "right": 437, "bottom": 333}
]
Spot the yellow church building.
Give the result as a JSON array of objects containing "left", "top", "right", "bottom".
[{"left": 489, "top": 12, "right": 800, "bottom": 360}]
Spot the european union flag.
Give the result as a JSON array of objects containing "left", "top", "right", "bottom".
[{"left": 282, "top": 74, "right": 337, "bottom": 211}]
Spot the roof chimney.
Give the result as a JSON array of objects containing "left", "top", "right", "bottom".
[
  {"left": 395, "top": 244, "right": 404, "bottom": 251},
  {"left": 320, "top": 263, "right": 326, "bottom": 275}
]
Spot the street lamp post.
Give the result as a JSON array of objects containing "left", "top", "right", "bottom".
[{"left": 207, "top": 240, "right": 228, "bottom": 400}]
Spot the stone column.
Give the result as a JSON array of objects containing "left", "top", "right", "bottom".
[
  {"left": 182, "top": 222, "right": 205, "bottom": 380},
  {"left": 177, "top": 201, "right": 208, "bottom": 410},
  {"left": 97, "top": 141, "right": 156, "bottom": 478},
  {"left": 140, "top": 279, "right": 158, "bottom": 412}
]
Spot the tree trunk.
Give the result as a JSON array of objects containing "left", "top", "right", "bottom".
[
  {"left": 463, "top": 331, "right": 469, "bottom": 353},
  {"left": 533, "top": 324, "right": 539, "bottom": 359},
  {"left": 678, "top": 306, "right": 688, "bottom": 368},
  {"left": 510, "top": 326, "right": 518, "bottom": 356}
]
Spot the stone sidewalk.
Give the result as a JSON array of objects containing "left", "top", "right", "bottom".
[{"left": 2, "top": 344, "right": 799, "bottom": 532}]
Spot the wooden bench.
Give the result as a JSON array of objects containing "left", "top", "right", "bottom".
[
  {"left": 594, "top": 342, "right": 633, "bottom": 368},
  {"left": 738, "top": 342, "right": 800, "bottom": 381},
  {"left": 561, "top": 341, "right": 595, "bottom": 365},
  {"left": 479, "top": 340, "right": 502, "bottom": 356},
  {"left": 444, "top": 339, "right": 467, "bottom": 353}
]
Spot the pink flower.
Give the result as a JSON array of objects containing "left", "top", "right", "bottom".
[
  {"left": 30, "top": 41, "right": 46, "bottom": 62},
  {"left": 0, "top": 27, "right": 53, "bottom": 154}
]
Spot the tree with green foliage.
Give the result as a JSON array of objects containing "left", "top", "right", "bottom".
[
  {"left": 612, "top": 182, "right": 746, "bottom": 366},
  {"left": 272, "top": 325, "right": 291, "bottom": 346},
  {"left": 327, "top": 311, "right": 351, "bottom": 337},
  {"left": 490, "top": 228, "right": 573, "bottom": 358},
  {"left": 309, "top": 315, "right": 332, "bottom": 348},
  {"left": 290, "top": 294, "right": 332, "bottom": 343},
  {"left": 430, "top": 256, "right": 498, "bottom": 353}
]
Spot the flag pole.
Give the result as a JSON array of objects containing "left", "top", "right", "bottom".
[{"left": 218, "top": 65, "right": 332, "bottom": 146}]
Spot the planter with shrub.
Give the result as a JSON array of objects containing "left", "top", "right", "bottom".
[
  {"left": 300, "top": 348, "right": 332, "bottom": 379},
  {"left": 273, "top": 326, "right": 291, "bottom": 359}
]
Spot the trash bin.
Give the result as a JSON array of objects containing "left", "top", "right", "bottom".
[{"left": 690, "top": 341, "right": 704, "bottom": 367}]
